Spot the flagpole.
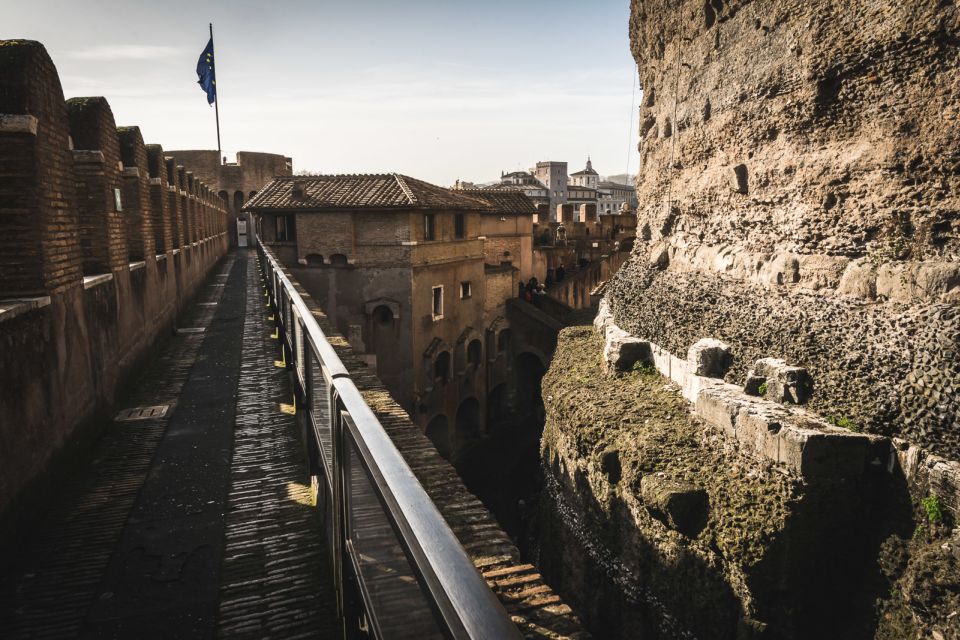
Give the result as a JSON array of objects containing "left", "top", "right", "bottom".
[{"left": 210, "top": 22, "right": 221, "bottom": 156}]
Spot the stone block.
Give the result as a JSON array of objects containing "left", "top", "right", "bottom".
[
  {"left": 640, "top": 475, "right": 709, "bottom": 537},
  {"left": 749, "top": 358, "right": 813, "bottom": 404},
  {"left": 695, "top": 384, "right": 743, "bottom": 437},
  {"left": 593, "top": 297, "right": 613, "bottom": 336},
  {"left": 687, "top": 338, "right": 732, "bottom": 377},
  {"left": 776, "top": 427, "right": 869, "bottom": 478},
  {"left": 669, "top": 353, "right": 689, "bottom": 387},
  {"left": 603, "top": 324, "right": 651, "bottom": 371}
]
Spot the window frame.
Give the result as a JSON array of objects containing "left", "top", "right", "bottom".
[
  {"left": 424, "top": 213, "right": 436, "bottom": 241},
  {"left": 432, "top": 285, "right": 444, "bottom": 320},
  {"left": 454, "top": 212, "right": 465, "bottom": 239},
  {"left": 460, "top": 281, "right": 472, "bottom": 300}
]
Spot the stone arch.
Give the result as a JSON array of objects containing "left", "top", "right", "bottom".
[
  {"left": 434, "top": 351, "right": 450, "bottom": 384},
  {"left": 371, "top": 304, "right": 394, "bottom": 326},
  {"left": 218, "top": 190, "right": 229, "bottom": 205},
  {"left": 455, "top": 397, "right": 481, "bottom": 447},
  {"left": 233, "top": 190, "right": 244, "bottom": 216},
  {"left": 425, "top": 414, "right": 451, "bottom": 459},
  {"left": 498, "top": 328, "right": 512, "bottom": 353},
  {"left": 329, "top": 253, "right": 348, "bottom": 267},
  {"left": 468, "top": 339, "right": 482, "bottom": 368},
  {"left": 305, "top": 253, "right": 324, "bottom": 267},
  {"left": 487, "top": 383, "right": 510, "bottom": 432}
]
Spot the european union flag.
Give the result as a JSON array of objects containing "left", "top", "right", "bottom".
[{"left": 196, "top": 37, "right": 216, "bottom": 105}]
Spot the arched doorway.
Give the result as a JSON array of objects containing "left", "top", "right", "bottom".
[
  {"left": 425, "top": 414, "right": 450, "bottom": 459},
  {"left": 487, "top": 384, "right": 510, "bottom": 433},
  {"left": 516, "top": 352, "right": 547, "bottom": 428},
  {"left": 455, "top": 397, "right": 481, "bottom": 448}
]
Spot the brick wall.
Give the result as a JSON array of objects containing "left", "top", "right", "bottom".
[
  {"left": 0, "top": 39, "right": 233, "bottom": 524},
  {"left": 0, "top": 40, "right": 82, "bottom": 296},
  {"left": 118, "top": 127, "right": 155, "bottom": 261},
  {"left": 146, "top": 145, "right": 172, "bottom": 254},
  {"left": 66, "top": 97, "right": 127, "bottom": 274}
]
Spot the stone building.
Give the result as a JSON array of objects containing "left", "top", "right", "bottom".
[
  {"left": 164, "top": 150, "right": 292, "bottom": 247},
  {"left": 569, "top": 157, "right": 599, "bottom": 189},
  {"left": 596, "top": 179, "right": 637, "bottom": 215},
  {"left": 245, "top": 174, "right": 535, "bottom": 458},
  {"left": 532, "top": 160, "right": 568, "bottom": 216}
]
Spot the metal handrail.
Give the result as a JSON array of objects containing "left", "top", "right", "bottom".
[{"left": 256, "top": 241, "right": 520, "bottom": 640}]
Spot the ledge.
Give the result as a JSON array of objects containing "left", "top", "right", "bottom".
[
  {"left": 0, "top": 114, "right": 38, "bottom": 135},
  {"left": 122, "top": 167, "right": 139, "bottom": 178},
  {"left": 149, "top": 178, "right": 162, "bottom": 186},
  {"left": 596, "top": 300, "right": 885, "bottom": 479},
  {"left": 72, "top": 150, "right": 105, "bottom": 164},
  {"left": 156, "top": 254, "right": 167, "bottom": 261},
  {"left": 172, "top": 249, "right": 181, "bottom": 255},
  {"left": 82, "top": 273, "right": 114, "bottom": 290},
  {"left": 0, "top": 295, "right": 51, "bottom": 322},
  {"left": 129, "top": 261, "right": 146, "bottom": 271}
]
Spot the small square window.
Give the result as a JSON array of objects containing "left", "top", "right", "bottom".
[
  {"left": 460, "top": 281, "right": 472, "bottom": 299},
  {"left": 432, "top": 285, "right": 443, "bottom": 319}
]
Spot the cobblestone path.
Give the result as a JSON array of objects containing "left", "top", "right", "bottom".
[{"left": 0, "top": 250, "right": 339, "bottom": 639}]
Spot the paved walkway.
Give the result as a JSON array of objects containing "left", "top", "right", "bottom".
[{"left": 0, "top": 251, "right": 339, "bottom": 639}]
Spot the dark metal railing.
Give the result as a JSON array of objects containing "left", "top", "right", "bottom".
[{"left": 256, "top": 242, "right": 520, "bottom": 640}]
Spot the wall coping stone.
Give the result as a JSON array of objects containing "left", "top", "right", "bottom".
[
  {"left": 72, "top": 150, "right": 105, "bottom": 164},
  {"left": 0, "top": 296, "right": 52, "bottom": 323},
  {"left": 82, "top": 273, "right": 113, "bottom": 290},
  {"left": 149, "top": 178, "right": 162, "bottom": 186},
  {"left": 0, "top": 114, "right": 38, "bottom": 135},
  {"left": 599, "top": 315, "right": 884, "bottom": 479},
  {"left": 122, "top": 167, "right": 139, "bottom": 178},
  {"left": 129, "top": 261, "right": 146, "bottom": 271}
]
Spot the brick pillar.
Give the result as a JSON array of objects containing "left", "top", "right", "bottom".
[
  {"left": 177, "top": 166, "right": 190, "bottom": 247},
  {"left": 118, "top": 127, "right": 154, "bottom": 262},
  {"left": 582, "top": 203, "right": 597, "bottom": 222},
  {"left": 165, "top": 158, "right": 182, "bottom": 249},
  {"left": 146, "top": 145, "right": 172, "bottom": 254},
  {"left": 0, "top": 40, "right": 82, "bottom": 296},
  {"left": 66, "top": 97, "right": 128, "bottom": 275},
  {"left": 186, "top": 171, "right": 196, "bottom": 244}
]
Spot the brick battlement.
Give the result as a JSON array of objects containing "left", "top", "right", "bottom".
[{"left": 0, "top": 39, "right": 236, "bottom": 523}]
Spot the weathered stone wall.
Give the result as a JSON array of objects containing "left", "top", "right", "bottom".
[
  {"left": 610, "top": 0, "right": 960, "bottom": 460},
  {"left": 0, "top": 40, "right": 233, "bottom": 524}
]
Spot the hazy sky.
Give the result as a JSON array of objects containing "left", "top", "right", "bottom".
[{"left": 4, "top": 0, "right": 639, "bottom": 186}]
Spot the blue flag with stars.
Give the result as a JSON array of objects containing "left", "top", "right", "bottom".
[{"left": 196, "top": 37, "right": 216, "bottom": 105}]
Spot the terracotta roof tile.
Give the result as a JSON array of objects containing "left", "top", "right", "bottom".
[{"left": 244, "top": 174, "right": 534, "bottom": 214}]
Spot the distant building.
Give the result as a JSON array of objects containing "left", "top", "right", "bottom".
[
  {"left": 164, "top": 150, "right": 292, "bottom": 246},
  {"left": 245, "top": 174, "right": 536, "bottom": 460},
  {"left": 597, "top": 180, "right": 637, "bottom": 215},
  {"left": 532, "top": 161, "right": 568, "bottom": 216},
  {"left": 569, "top": 157, "right": 599, "bottom": 189}
]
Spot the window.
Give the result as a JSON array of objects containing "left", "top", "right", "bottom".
[
  {"left": 454, "top": 213, "right": 465, "bottom": 238},
  {"left": 460, "top": 281, "right": 472, "bottom": 299},
  {"left": 434, "top": 351, "right": 450, "bottom": 383},
  {"left": 424, "top": 213, "right": 436, "bottom": 241},
  {"left": 467, "top": 340, "right": 482, "bottom": 368},
  {"left": 432, "top": 285, "right": 443, "bottom": 320},
  {"left": 276, "top": 215, "right": 296, "bottom": 242}
]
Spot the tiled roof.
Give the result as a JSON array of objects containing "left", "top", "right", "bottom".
[
  {"left": 455, "top": 189, "right": 538, "bottom": 215},
  {"left": 244, "top": 174, "right": 536, "bottom": 214},
  {"left": 570, "top": 168, "right": 598, "bottom": 176}
]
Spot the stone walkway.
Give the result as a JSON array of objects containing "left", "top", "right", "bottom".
[{"left": 0, "top": 250, "right": 339, "bottom": 639}]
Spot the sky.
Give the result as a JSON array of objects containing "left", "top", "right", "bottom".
[{"left": 4, "top": 0, "right": 639, "bottom": 186}]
